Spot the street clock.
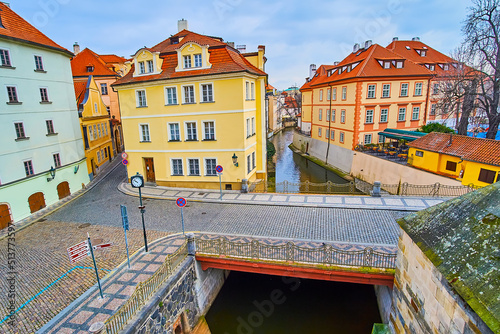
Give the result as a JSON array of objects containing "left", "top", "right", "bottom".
[{"left": 131, "top": 173, "right": 144, "bottom": 188}]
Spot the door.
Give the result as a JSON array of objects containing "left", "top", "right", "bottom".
[
  {"left": 144, "top": 158, "right": 155, "bottom": 182},
  {"left": 28, "top": 192, "right": 46, "bottom": 214},
  {"left": 108, "top": 147, "right": 112, "bottom": 162},
  {"left": 0, "top": 204, "right": 12, "bottom": 230},
  {"left": 57, "top": 181, "right": 71, "bottom": 200},
  {"left": 91, "top": 159, "right": 96, "bottom": 175}
]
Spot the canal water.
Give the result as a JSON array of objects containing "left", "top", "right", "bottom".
[
  {"left": 205, "top": 271, "right": 382, "bottom": 333},
  {"left": 269, "top": 128, "right": 348, "bottom": 193}
]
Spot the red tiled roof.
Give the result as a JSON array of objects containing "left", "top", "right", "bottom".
[
  {"left": 99, "top": 54, "right": 127, "bottom": 63},
  {"left": 266, "top": 83, "right": 276, "bottom": 90},
  {"left": 284, "top": 96, "right": 298, "bottom": 108},
  {"left": 302, "top": 44, "right": 433, "bottom": 90},
  {"left": 114, "top": 30, "right": 266, "bottom": 86},
  {"left": 409, "top": 132, "right": 500, "bottom": 167},
  {"left": 0, "top": 3, "right": 71, "bottom": 55},
  {"left": 71, "top": 48, "right": 118, "bottom": 77},
  {"left": 74, "top": 80, "right": 87, "bottom": 105}
]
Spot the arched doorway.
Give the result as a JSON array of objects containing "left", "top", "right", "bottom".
[
  {"left": 57, "top": 181, "right": 71, "bottom": 199},
  {"left": 0, "top": 204, "right": 12, "bottom": 230},
  {"left": 28, "top": 192, "right": 46, "bottom": 213}
]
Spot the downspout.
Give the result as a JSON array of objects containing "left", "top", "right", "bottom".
[
  {"left": 325, "top": 85, "right": 333, "bottom": 165},
  {"left": 423, "top": 76, "right": 433, "bottom": 125}
]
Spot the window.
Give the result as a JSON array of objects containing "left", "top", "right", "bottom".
[
  {"left": 104, "top": 148, "right": 107, "bottom": 158},
  {"left": 340, "top": 132, "right": 345, "bottom": 143},
  {"left": 251, "top": 82, "right": 255, "bottom": 99},
  {"left": 379, "top": 135, "right": 385, "bottom": 143},
  {"left": 0, "top": 49, "right": 11, "bottom": 66},
  {"left": 97, "top": 150, "right": 101, "bottom": 163},
  {"left": 101, "top": 83, "right": 108, "bottom": 95},
  {"left": 319, "top": 90, "right": 323, "bottom": 101},
  {"left": 139, "top": 61, "right": 145, "bottom": 74},
  {"left": 396, "top": 61, "right": 403, "bottom": 69},
  {"left": 247, "top": 154, "right": 252, "bottom": 173},
  {"left": 194, "top": 54, "right": 202, "bottom": 67},
  {"left": 318, "top": 127, "right": 322, "bottom": 137},
  {"left": 40, "top": 88, "right": 49, "bottom": 102},
  {"left": 147, "top": 60, "right": 154, "bottom": 73},
  {"left": 414, "top": 82, "right": 423, "bottom": 96},
  {"left": 331, "top": 110, "right": 336, "bottom": 122},
  {"left": 201, "top": 84, "right": 213, "bottom": 102},
  {"left": 380, "top": 109, "right": 388, "bottom": 122},
  {"left": 332, "top": 87, "right": 337, "bottom": 100},
  {"left": 169, "top": 123, "right": 180, "bottom": 141},
  {"left": 186, "top": 122, "right": 197, "bottom": 140},
  {"left": 24, "top": 161, "right": 34, "bottom": 176},
  {"left": 400, "top": 83, "right": 408, "bottom": 97},
  {"left": 140, "top": 124, "right": 150, "bottom": 142},
  {"left": 384, "top": 61, "right": 391, "bottom": 69},
  {"left": 430, "top": 104, "right": 436, "bottom": 116},
  {"left": 104, "top": 123, "right": 108, "bottom": 136},
  {"left": 415, "top": 150, "right": 424, "bottom": 157},
  {"left": 245, "top": 82, "right": 250, "bottom": 100},
  {"left": 137, "top": 90, "right": 147, "bottom": 107},
  {"left": 188, "top": 159, "right": 200, "bottom": 175},
  {"left": 398, "top": 107, "right": 406, "bottom": 121},
  {"left": 319, "top": 109, "right": 323, "bottom": 121},
  {"left": 367, "top": 85, "right": 375, "bottom": 98},
  {"left": 183, "top": 86, "right": 195, "bottom": 103},
  {"left": 341, "top": 110, "right": 346, "bottom": 123},
  {"left": 365, "top": 110, "right": 374, "bottom": 124},
  {"left": 34, "top": 55, "right": 44, "bottom": 71},
  {"left": 251, "top": 117, "right": 256, "bottom": 135},
  {"left": 382, "top": 84, "right": 390, "bottom": 98},
  {"left": 14, "top": 122, "right": 26, "bottom": 139},
  {"left": 7, "top": 86, "right": 18, "bottom": 103},
  {"left": 89, "top": 126, "right": 93, "bottom": 141},
  {"left": 444, "top": 64, "right": 449, "bottom": 71},
  {"left": 433, "top": 83, "right": 439, "bottom": 95},
  {"left": 46, "top": 120, "right": 55, "bottom": 134},
  {"left": 205, "top": 158, "right": 217, "bottom": 176},
  {"left": 53, "top": 153, "right": 61, "bottom": 168},
  {"left": 98, "top": 124, "right": 101, "bottom": 138},
  {"left": 342, "top": 87, "right": 347, "bottom": 100},
  {"left": 93, "top": 125, "right": 97, "bottom": 139},
  {"left": 478, "top": 168, "right": 496, "bottom": 184},
  {"left": 172, "top": 159, "right": 183, "bottom": 175},
  {"left": 252, "top": 152, "right": 256, "bottom": 169},
  {"left": 326, "top": 109, "right": 330, "bottom": 121},
  {"left": 246, "top": 118, "right": 251, "bottom": 137},
  {"left": 327, "top": 89, "right": 331, "bottom": 101},
  {"left": 364, "top": 134, "right": 372, "bottom": 144},
  {"left": 94, "top": 103, "right": 98, "bottom": 114},
  {"left": 446, "top": 161, "right": 457, "bottom": 172},
  {"left": 412, "top": 107, "right": 420, "bottom": 120},
  {"left": 183, "top": 55, "right": 191, "bottom": 68},
  {"left": 203, "top": 121, "right": 215, "bottom": 140},
  {"left": 330, "top": 130, "right": 335, "bottom": 140},
  {"left": 165, "top": 87, "right": 177, "bottom": 105},
  {"left": 87, "top": 66, "right": 94, "bottom": 72}
]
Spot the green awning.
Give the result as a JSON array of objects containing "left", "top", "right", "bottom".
[{"left": 378, "top": 129, "right": 427, "bottom": 142}]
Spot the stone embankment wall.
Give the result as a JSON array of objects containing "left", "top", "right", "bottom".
[{"left": 389, "top": 231, "right": 493, "bottom": 333}]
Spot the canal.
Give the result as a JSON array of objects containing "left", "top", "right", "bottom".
[
  {"left": 269, "top": 128, "right": 348, "bottom": 193},
  {"left": 205, "top": 271, "right": 382, "bottom": 333}
]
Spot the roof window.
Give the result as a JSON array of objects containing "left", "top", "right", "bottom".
[
  {"left": 405, "top": 46, "right": 411, "bottom": 50},
  {"left": 86, "top": 65, "right": 94, "bottom": 72}
]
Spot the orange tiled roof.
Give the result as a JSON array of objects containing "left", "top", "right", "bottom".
[
  {"left": 99, "top": 54, "right": 127, "bottom": 63},
  {"left": 71, "top": 48, "right": 118, "bottom": 77},
  {"left": 0, "top": 3, "right": 71, "bottom": 55},
  {"left": 113, "top": 30, "right": 266, "bottom": 86},
  {"left": 301, "top": 44, "right": 432, "bottom": 90},
  {"left": 266, "top": 83, "right": 276, "bottom": 90},
  {"left": 74, "top": 80, "right": 87, "bottom": 106},
  {"left": 409, "top": 132, "right": 500, "bottom": 167}
]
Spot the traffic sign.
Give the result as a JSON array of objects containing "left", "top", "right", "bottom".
[
  {"left": 67, "top": 240, "right": 90, "bottom": 264},
  {"left": 93, "top": 243, "right": 113, "bottom": 250},
  {"left": 216, "top": 165, "right": 223, "bottom": 173},
  {"left": 176, "top": 197, "right": 187, "bottom": 208},
  {"left": 121, "top": 152, "right": 128, "bottom": 159},
  {"left": 122, "top": 159, "right": 128, "bottom": 165},
  {"left": 121, "top": 205, "right": 129, "bottom": 230}
]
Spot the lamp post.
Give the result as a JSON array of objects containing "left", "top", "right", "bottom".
[
  {"left": 232, "top": 153, "right": 239, "bottom": 167},
  {"left": 47, "top": 166, "right": 56, "bottom": 182},
  {"left": 130, "top": 172, "right": 148, "bottom": 252}
]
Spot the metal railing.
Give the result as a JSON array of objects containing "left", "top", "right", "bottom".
[
  {"left": 249, "top": 179, "right": 357, "bottom": 194},
  {"left": 195, "top": 236, "right": 396, "bottom": 270},
  {"left": 104, "top": 241, "right": 188, "bottom": 334},
  {"left": 378, "top": 182, "right": 480, "bottom": 197}
]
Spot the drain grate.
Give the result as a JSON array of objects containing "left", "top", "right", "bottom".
[{"left": 78, "top": 223, "right": 91, "bottom": 229}]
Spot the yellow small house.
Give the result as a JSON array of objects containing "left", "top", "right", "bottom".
[
  {"left": 74, "top": 76, "right": 114, "bottom": 179},
  {"left": 408, "top": 132, "right": 500, "bottom": 187}
]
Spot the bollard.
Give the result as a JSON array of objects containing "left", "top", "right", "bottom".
[
  {"left": 241, "top": 178, "right": 248, "bottom": 193},
  {"left": 371, "top": 181, "right": 381, "bottom": 197},
  {"left": 186, "top": 233, "right": 196, "bottom": 256}
]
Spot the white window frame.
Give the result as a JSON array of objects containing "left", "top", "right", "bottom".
[
  {"left": 46, "top": 119, "right": 55, "bottom": 134},
  {"left": 398, "top": 107, "right": 406, "bottom": 121},
  {"left": 202, "top": 120, "right": 216, "bottom": 140},
  {"left": 252, "top": 151, "right": 256, "bottom": 169},
  {"left": 100, "top": 83, "right": 108, "bottom": 95},
  {"left": 247, "top": 154, "right": 252, "bottom": 173},
  {"left": 136, "top": 89, "right": 147, "bottom": 107},
  {"left": 379, "top": 135, "right": 385, "bottom": 143},
  {"left": 200, "top": 83, "right": 214, "bottom": 103},
  {"left": 319, "top": 89, "right": 323, "bottom": 101},
  {"left": 246, "top": 118, "right": 251, "bottom": 138},
  {"left": 34, "top": 54, "right": 44, "bottom": 71},
  {"left": 364, "top": 134, "right": 372, "bottom": 145},
  {"left": 139, "top": 123, "right": 150, "bottom": 142},
  {"left": 367, "top": 84, "right": 376, "bottom": 98},
  {"left": 341, "top": 110, "right": 346, "bottom": 123},
  {"left": 183, "top": 55, "right": 192, "bottom": 69},
  {"left": 332, "top": 87, "right": 337, "bottom": 100},
  {"left": 331, "top": 130, "right": 335, "bottom": 141},
  {"left": 0, "top": 48, "right": 12, "bottom": 67},
  {"left": 365, "top": 110, "right": 374, "bottom": 124},
  {"left": 165, "top": 86, "right": 178, "bottom": 105},
  {"left": 318, "top": 127, "right": 322, "bottom": 137},
  {"left": 340, "top": 132, "right": 345, "bottom": 143},
  {"left": 327, "top": 89, "right": 331, "bottom": 101},
  {"left": 380, "top": 108, "right": 388, "bottom": 123},
  {"left": 332, "top": 109, "right": 336, "bottom": 122},
  {"left": 204, "top": 158, "right": 218, "bottom": 176},
  {"left": 53, "top": 153, "right": 61, "bottom": 167},
  {"left": 194, "top": 54, "right": 202, "bottom": 67},
  {"left": 139, "top": 61, "right": 146, "bottom": 74},
  {"left": 433, "top": 83, "right": 439, "bottom": 95},
  {"left": 400, "top": 83, "right": 408, "bottom": 97},
  {"left": 342, "top": 87, "right": 347, "bottom": 100},
  {"left": 24, "top": 159, "right": 34, "bottom": 176},
  {"left": 326, "top": 109, "right": 330, "bottom": 122},
  {"left": 14, "top": 122, "right": 26, "bottom": 139},
  {"left": 414, "top": 82, "right": 423, "bottom": 96},
  {"left": 412, "top": 106, "right": 420, "bottom": 120},
  {"left": 168, "top": 122, "right": 181, "bottom": 141},
  {"left": 430, "top": 104, "right": 436, "bottom": 115},
  {"left": 97, "top": 150, "right": 101, "bottom": 163},
  {"left": 147, "top": 60, "right": 154, "bottom": 73},
  {"left": 245, "top": 81, "right": 250, "bottom": 100},
  {"left": 182, "top": 85, "right": 195, "bottom": 104},
  {"left": 39, "top": 87, "right": 50, "bottom": 102},
  {"left": 251, "top": 117, "right": 255, "bottom": 135},
  {"left": 6, "top": 85, "right": 19, "bottom": 103},
  {"left": 382, "top": 84, "right": 391, "bottom": 98},
  {"left": 251, "top": 82, "right": 255, "bottom": 100},
  {"left": 171, "top": 158, "right": 184, "bottom": 176},
  {"left": 188, "top": 158, "right": 200, "bottom": 176},
  {"left": 184, "top": 121, "right": 198, "bottom": 141},
  {"left": 319, "top": 109, "right": 322, "bottom": 121}
]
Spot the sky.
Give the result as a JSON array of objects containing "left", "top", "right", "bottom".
[{"left": 9, "top": 0, "right": 472, "bottom": 90}]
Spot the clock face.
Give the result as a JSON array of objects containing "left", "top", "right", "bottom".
[{"left": 131, "top": 176, "right": 143, "bottom": 188}]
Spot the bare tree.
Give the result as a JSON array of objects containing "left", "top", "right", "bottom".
[{"left": 463, "top": 0, "right": 500, "bottom": 139}]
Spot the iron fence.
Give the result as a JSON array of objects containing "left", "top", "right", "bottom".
[
  {"left": 104, "top": 241, "right": 188, "bottom": 334},
  {"left": 195, "top": 236, "right": 396, "bottom": 269},
  {"left": 249, "top": 179, "right": 357, "bottom": 194}
]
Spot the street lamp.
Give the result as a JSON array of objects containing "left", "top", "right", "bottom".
[
  {"left": 47, "top": 166, "right": 56, "bottom": 182},
  {"left": 232, "top": 153, "right": 239, "bottom": 167}
]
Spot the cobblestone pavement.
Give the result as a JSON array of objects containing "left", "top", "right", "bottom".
[
  {"left": 0, "top": 221, "right": 168, "bottom": 334},
  {"left": 47, "top": 164, "right": 408, "bottom": 247}
]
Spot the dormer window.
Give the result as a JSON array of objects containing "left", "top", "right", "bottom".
[
  {"left": 147, "top": 60, "right": 154, "bottom": 73},
  {"left": 430, "top": 64, "right": 435, "bottom": 71},
  {"left": 194, "top": 54, "right": 202, "bottom": 67},
  {"left": 444, "top": 64, "right": 449, "bottom": 70},
  {"left": 396, "top": 61, "right": 404, "bottom": 69},
  {"left": 384, "top": 61, "right": 390, "bottom": 69},
  {"left": 139, "top": 61, "right": 146, "bottom": 74},
  {"left": 86, "top": 65, "right": 94, "bottom": 72},
  {"left": 421, "top": 50, "right": 426, "bottom": 56},
  {"left": 183, "top": 55, "right": 192, "bottom": 69},
  {"left": 170, "top": 36, "right": 179, "bottom": 44}
]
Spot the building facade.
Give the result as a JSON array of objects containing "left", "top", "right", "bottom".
[
  {"left": 113, "top": 23, "right": 267, "bottom": 190},
  {"left": 0, "top": 3, "right": 88, "bottom": 226}
]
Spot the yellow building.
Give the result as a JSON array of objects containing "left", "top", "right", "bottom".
[
  {"left": 112, "top": 22, "right": 267, "bottom": 190},
  {"left": 408, "top": 132, "right": 500, "bottom": 187},
  {"left": 74, "top": 76, "right": 114, "bottom": 179}
]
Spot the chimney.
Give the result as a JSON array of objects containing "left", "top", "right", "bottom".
[
  {"left": 364, "top": 40, "right": 372, "bottom": 49},
  {"left": 447, "top": 133, "right": 453, "bottom": 147},
  {"left": 392, "top": 37, "right": 399, "bottom": 41},
  {"left": 178, "top": 19, "right": 188, "bottom": 32},
  {"left": 73, "top": 42, "right": 80, "bottom": 55},
  {"left": 309, "top": 64, "right": 317, "bottom": 79},
  {"left": 412, "top": 37, "right": 420, "bottom": 41},
  {"left": 258, "top": 45, "right": 265, "bottom": 52},
  {"left": 333, "top": 61, "right": 339, "bottom": 66},
  {"left": 1, "top": 2, "right": 10, "bottom": 7},
  {"left": 227, "top": 42, "right": 235, "bottom": 48},
  {"left": 236, "top": 45, "right": 246, "bottom": 53},
  {"left": 352, "top": 43, "right": 360, "bottom": 53}
]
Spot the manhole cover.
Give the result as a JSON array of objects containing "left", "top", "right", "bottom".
[{"left": 78, "top": 223, "right": 91, "bottom": 229}]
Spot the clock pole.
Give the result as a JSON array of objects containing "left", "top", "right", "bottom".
[{"left": 138, "top": 185, "right": 148, "bottom": 252}]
